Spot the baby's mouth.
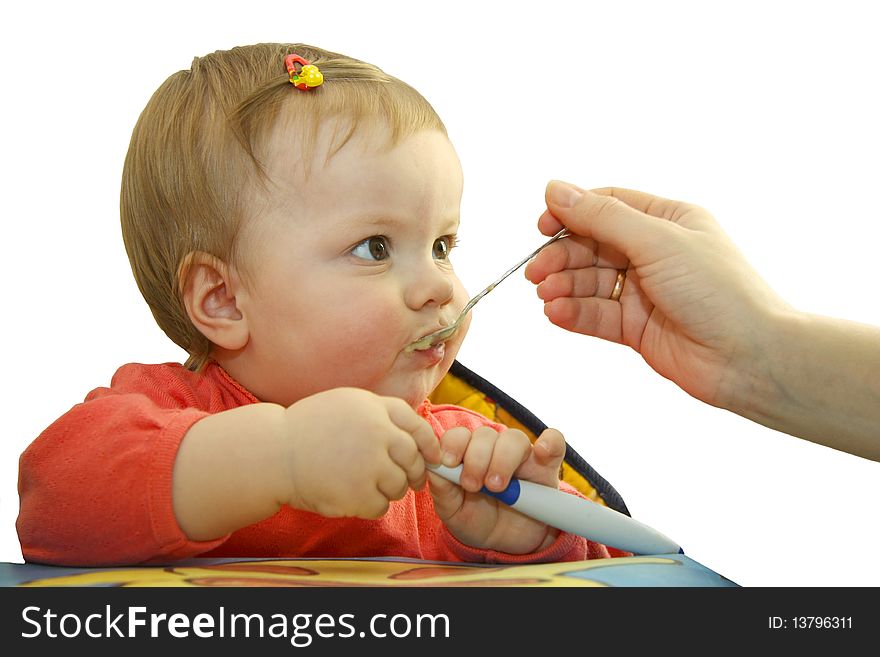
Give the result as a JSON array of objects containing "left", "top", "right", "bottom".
[
  {"left": 406, "top": 325, "right": 456, "bottom": 353},
  {"left": 409, "top": 340, "right": 446, "bottom": 366}
]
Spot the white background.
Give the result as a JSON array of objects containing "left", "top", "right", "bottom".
[{"left": 2, "top": 0, "right": 878, "bottom": 587}]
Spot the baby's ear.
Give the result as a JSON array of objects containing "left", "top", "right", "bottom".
[{"left": 179, "top": 252, "right": 249, "bottom": 352}]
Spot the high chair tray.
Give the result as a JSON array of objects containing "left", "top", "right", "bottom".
[{"left": 1, "top": 555, "right": 736, "bottom": 587}]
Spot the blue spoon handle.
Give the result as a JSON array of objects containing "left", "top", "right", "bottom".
[{"left": 428, "top": 464, "right": 681, "bottom": 555}]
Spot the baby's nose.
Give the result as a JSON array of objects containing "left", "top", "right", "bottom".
[{"left": 405, "top": 266, "right": 455, "bottom": 310}]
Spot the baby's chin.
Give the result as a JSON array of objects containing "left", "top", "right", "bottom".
[
  {"left": 375, "top": 368, "right": 452, "bottom": 409},
  {"left": 356, "top": 334, "right": 463, "bottom": 407},
  {"left": 388, "top": 380, "right": 438, "bottom": 410}
]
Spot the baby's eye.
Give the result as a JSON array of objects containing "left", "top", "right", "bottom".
[
  {"left": 351, "top": 236, "right": 390, "bottom": 261},
  {"left": 433, "top": 235, "right": 459, "bottom": 260}
]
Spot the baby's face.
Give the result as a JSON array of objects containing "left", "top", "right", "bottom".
[{"left": 232, "top": 124, "right": 468, "bottom": 408}]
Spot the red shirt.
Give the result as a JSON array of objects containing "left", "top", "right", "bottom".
[{"left": 17, "top": 362, "right": 623, "bottom": 566}]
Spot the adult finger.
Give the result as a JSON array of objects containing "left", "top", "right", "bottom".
[
  {"left": 525, "top": 233, "right": 595, "bottom": 284},
  {"left": 593, "top": 187, "right": 719, "bottom": 232},
  {"left": 537, "top": 208, "right": 564, "bottom": 237},
  {"left": 589, "top": 187, "right": 693, "bottom": 221},
  {"left": 525, "top": 232, "right": 628, "bottom": 284},
  {"left": 545, "top": 180, "right": 679, "bottom": 262},
  {"left": 536, "top": 267, "right": 624, "bottom": 302},
  {"left": 544, "top": 297, "right": 624, "bottom": 344}
]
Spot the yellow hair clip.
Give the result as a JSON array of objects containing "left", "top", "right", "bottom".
[{"left": 285, "top": 54, "right": 324, "bottom": 90}]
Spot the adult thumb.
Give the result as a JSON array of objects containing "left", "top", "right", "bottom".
[{"left": 545, "top": 180, "right": 673, "bottom": 261}]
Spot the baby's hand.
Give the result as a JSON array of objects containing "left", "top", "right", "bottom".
[
  {"left": 428, "top": 426, "right": 567, "bottom": 554},
  {"left": 281, "top": 388, "right": 440, "bottom": 518}
]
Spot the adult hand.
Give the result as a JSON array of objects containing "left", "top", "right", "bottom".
[{"left": 525, "top": 182, "right": 788, "bottom": 410}]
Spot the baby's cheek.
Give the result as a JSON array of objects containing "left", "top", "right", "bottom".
[
  {"left": 317, "top": 302, "right": 404, "bottom": 368},
  {"left": 449, "top": 281, "right": 472, "bottom": 342},
  {"left": 452, "top": 277, "right": 469, "bottom": 307}
]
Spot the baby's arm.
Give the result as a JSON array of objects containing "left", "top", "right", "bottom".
[
  {"left": 18, "top": 392, "right": 216, "bottom": 565},
  {"left": 18, "top": 383, "right": 439, "bottom": 565},
  {"left": 171, "top": 402, "right": 289, "bottom": 541},
  {"left": 173, "top": 388, "right": 440, "bottom": 541}
]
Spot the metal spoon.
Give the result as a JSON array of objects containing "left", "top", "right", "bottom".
[{"left": 406, "top": 228, "right": 570, "bottom": 352}]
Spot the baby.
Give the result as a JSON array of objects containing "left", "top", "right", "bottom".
[{"left": 17, "top": 43, "right": 625, "bottom": 566}]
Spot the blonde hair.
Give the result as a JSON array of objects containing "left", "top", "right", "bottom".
[{"left": 120, "top": 43, "right": 446, "bottom": 370}]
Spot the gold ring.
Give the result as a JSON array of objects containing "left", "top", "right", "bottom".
[{"left": 610, "top": 270, "right": 626, "bottom": 301}]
